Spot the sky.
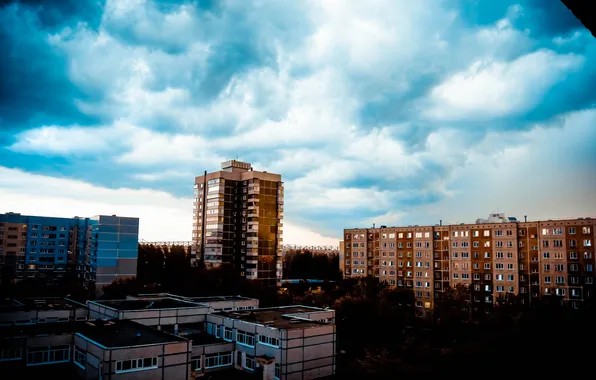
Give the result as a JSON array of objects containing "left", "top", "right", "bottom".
[{"left": 1, "top": 0, "right": 595, "bottom": 245}]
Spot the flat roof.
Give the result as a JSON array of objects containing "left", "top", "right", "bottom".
[
  {"left": 184, "top": 332, "right": 226, "bottom": 346},
  {"left": 0, "top": 297, "right": 85, "bottom": 313},
  {"left": 92, "top": 298, "right": 206, "bottom": 311},
  {"left": 77, "top": 319, "right": 187, "bottom": 348},
  {"left": 213, "top": 306, "right": 331, "bottom": 329},
  {"left": 0, "top": 320, "right": 76, "bottom": 339},
  {"left": 188, "top": 296, "right": 255, "bottom": 303}
]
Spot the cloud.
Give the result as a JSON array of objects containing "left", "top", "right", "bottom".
[
  {"left": 1, "top": 0, "right": 595, "bottom": 243},
  {"left": 426, "top": 49, "right": 584, "bottom": 121},
  {"left": 0, "top": 166, "right": 337, "bottom": 245}
]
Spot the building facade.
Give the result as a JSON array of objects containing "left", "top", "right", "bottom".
[
  {"left": 0, "top": 295, "right": 336, "bottom": 380},
  {"left": 193, "top": 160, "right": 284, "bottom": 285},
  {"left": 0, "top": 213, "right": 138, "bottom": 290},
  {"left": 343, "top": 214, "right": 596, "bottom": 317}
]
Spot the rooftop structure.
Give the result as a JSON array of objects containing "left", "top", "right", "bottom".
[
  {"left": 91, "top": 297, "right": 202, "bottom": 311},
  {"left": 76, "top": 319, "right": 188, "bottom": 348},
  {"left": 213, "top": 305, "right": 333, "bottom": 330},
  {"left": 0, "top": 297, "right": 89, "bottom": 325}
]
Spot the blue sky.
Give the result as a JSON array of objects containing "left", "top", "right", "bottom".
[{"left": 1, "top": 0, "right": 595, "bottom": 243}]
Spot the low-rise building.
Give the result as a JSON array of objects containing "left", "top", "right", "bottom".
[
  {"left": 0, "top": 295, "right": 336, "bottom": 380},
  {"left": 0, "top": 297, "right": 89, "bottom": 325}
]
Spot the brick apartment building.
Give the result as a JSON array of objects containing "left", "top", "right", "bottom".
[
  {"left": 193, "top": 160, "right": 284, "bottom": 285},
  {"left": 343, "top": 214, "right": 596, "bottom": 317}
]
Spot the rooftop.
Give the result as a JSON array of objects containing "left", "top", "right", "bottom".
[
  {"left": 77, "top": 319, "right": 188, "bottom": 348},
  {"left": 188, "top": 295, "right": 254, "bottom": 303},
  {"left": 92, "top": 298, "right": 206, "bottom": 311},
  {"left": 184, "top": 331, "right": 226, "bottom": 346},
  {"left": 0, "top": 320, "right": 76, "bottom": 339},
  {"left": 0, "top": 297, "right": 86, "bottom": 313},
  {"left": 214, "top": 306, "right": 331, "bottom": 329}
]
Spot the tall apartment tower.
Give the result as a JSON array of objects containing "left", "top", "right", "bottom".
[
  {"left": 192, "top": 160, "right": 284, "bottom": 284},
  {"left": 0, "top": 213, "right": 139, "bottom": 291}
]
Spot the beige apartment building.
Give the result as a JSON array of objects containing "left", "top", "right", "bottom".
[
  {"left": 193, "top": 160, "right": 284, "bottom": 285},
  {"left": 343, "top": 214, "right": 596, "bottom": 316}
]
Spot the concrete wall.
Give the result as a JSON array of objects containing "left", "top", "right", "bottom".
[
  {"left": 74, "top": 336, "right": 191, "bottom": 380},
  {"left": 205, "top": 314, "right": 336, "bottom": 380},
  {"left": 0, "top": 306, "right": 89, "bottom": 324},
  {"left": 281, "top": 326, "right": 336, "bottom": 380}
]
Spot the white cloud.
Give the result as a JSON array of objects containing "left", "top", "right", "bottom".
[
  {"left": 9, "top": 124, "right": 126, "bottom": 156},
  {"left": 0, "top": 167, "right": 337, "bottom": 245},
  {"left": 426, "top": 49, "right": 584, "bottom": 120},
  {"left": 3, "top": 0, "right": 595, "bottom": 244}
]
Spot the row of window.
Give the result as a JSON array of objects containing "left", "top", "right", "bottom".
[
  {"left": 207, "top": 324, "right": 281, "bottom": 347},
  {"left": 347, "top": 227, "right": 593, "bottom": 241},
  {"left": 191, "top": 352, "right": 281, "bottom": 378}
]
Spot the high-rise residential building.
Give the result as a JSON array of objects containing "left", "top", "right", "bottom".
[
  {"left": 0, "top": 213, "right": 139, "bottom": 290},
  {"left": 192, "top": 160, "right": 284, "bottom": 284},
  {"left": 343, "top": 214, "right": 596, "bottom": 317}
]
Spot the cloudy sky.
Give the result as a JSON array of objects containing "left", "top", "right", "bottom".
[{"left": 1, "top": 0, "right": 595, "bottom": 244}]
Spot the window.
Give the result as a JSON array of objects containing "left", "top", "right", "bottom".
[
  {"left": 27, "top": 345, "right": 70, "bottom": 366},
  {"left": 191, "top": 356, "right": 202, "bottom": 371},
  {"left": 237, "top": 330, "right": 255, "bottom": 347},
  {"left": 73, "top": 347, "right": 86, "bottom": 369},
  {"left": 205, "top": 352, "right": 232, "bottom": 368},
  {"left": 483, "top": 230, "right": 490, "bottom": 237},
  {"left": 245, "top": 355, "right": 256, "bottom": 371},
  {"left": 223, "top": 327, "right": 233, "bottom": 341},
  {"left": 0, "top": 348, "right": 22, "bottom": 362},
  {"left": 116, "top": 357, "right": 158, "bottom": 373},
  {"left": 258, "top": 335, "right": 280, "bottom": 347},
  {"left": 583, "top": 227, "right": 592, "bottom": 234},
  {"left": 275, "top": 363, "right": 281, "bottom": 379}
]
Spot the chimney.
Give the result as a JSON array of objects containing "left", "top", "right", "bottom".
[
  {"left": 524, "top": 215, "right": 527, "bottom": 223},
  {"left": 372, "top": 223, "right": 375, "bottom": 229},
  {"left": 439, "top": 219, "right": 442, "bottom": 226}
]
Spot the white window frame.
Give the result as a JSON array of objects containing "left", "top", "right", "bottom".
[
  {"left": 27, "top": 345, "right": 71, "bottom": 366},
  {"left": 258, "top": 334, "right": 280, "bottom": 348},
  {"left": 73, "top": 346, "right": 86, "bottom": 369},
  {"left": 205, "top": 352, "right": 232, "bottom": 369},
  {"left": 115, "top": 357, "right": 158, "bottom": 374}
]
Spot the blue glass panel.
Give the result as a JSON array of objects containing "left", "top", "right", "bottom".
[
  {"left": 97, "top": 258, "right": 118, "bottom": 267},
  {"left": 118, "top": 249, "right": 138, "bottom": 258}
]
